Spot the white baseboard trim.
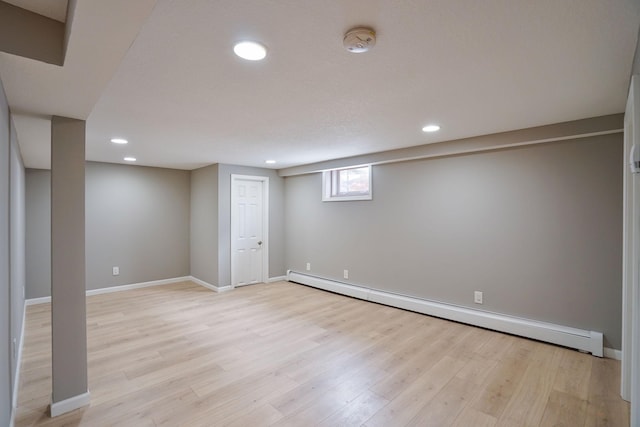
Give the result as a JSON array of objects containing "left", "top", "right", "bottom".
[
  {"left": 268, "top": 276, "right": 287, "bottom": 283},
  {"left": 25, "top": 295, "right": 51, "bottom": 306},
  {"left": 287, "top": 271, "right": 604, "bottom": 357},
  {"left": 188, "top": 276, "right": 233, "bottom": 293},
  {"left": 9, "top": 303, "right": 26, "bottom": 427},
  {"left": 604, "top": 347, "right": 622, "bottom": 360},
  {"left": 12, "top": 301, "right": 26, "bottom": 412},
  {"left": 86, "top": 276, "right": 192, "bottom": 297},
  {"left": 25, "top": 277, "right": 194, "bottom": 306},
  {"left": 50, "top": 391, "right": 90, "bottom": 417}
]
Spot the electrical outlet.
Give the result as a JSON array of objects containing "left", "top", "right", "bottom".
[
  {"left": 112, "top": 266, "right": 120, "bottom": 276},
  {"left": 343, "top": 269, "right": 349, "bottom": 279},
  {"left": 474, "top": 291, "right": 483, "bottom": 304},
  {"left": 306, "top": 262, "right": 311, "bottom": 271}
]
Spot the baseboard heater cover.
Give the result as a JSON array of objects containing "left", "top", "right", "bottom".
[{"left": 286, "top": 271, "right": 604, "bottom": 357}]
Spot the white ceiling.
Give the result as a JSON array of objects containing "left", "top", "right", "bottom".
[{"left": 1, "top": 0, "right": 639, "bottom": 170}]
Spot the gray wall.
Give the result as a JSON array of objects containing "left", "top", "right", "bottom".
[
  {"left": 26, "top": 162, "right": 191, "bottom": 297},
  {"left": 217, "top": 164, "right": 285, "bottom": 286},
  {"left": 85, "top": 162, "right": 190, "bottom": 289},
  {"left": 0, "top": 75, "right": 26, "bottom": 426},
  {"left": 284, "top": 134, "right": 624, "bottom": 349},
  {"left": 189, "top": 163, "right": 286, "bottom": 287},
  {"left": 0, "top": 70, "right": 12, "bottom": 427},
  {"left": 190, "top": 164, "right": 219, "bottom": 285},
  {"left": 633, "top": 25, "right": 640, "bottom": 76},
  {"left": 9, "top": 116, "right": 25, "bottom": 401},
  {"left": 25, "top": 169, "right": 50, "bottom": 299},
  {"left": 26, "top": 161, "right": 287, "bottom": 296}
]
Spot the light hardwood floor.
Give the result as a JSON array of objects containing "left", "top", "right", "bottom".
[{"left": 15, "top": 281, "right": 629, "bottom": 426}]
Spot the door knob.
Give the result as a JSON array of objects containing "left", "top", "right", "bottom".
[{"left": 258, "top": 241, "right": 263, "bottom": 245}]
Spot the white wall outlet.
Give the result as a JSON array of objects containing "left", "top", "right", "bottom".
[
  {"left": 112, "top": 266, "right": 120, "bottom": 276},
  {"left": 343, "top": 269, "right": 349, "bottom": 279},
  {"left": 474, "top": 291, "right": 483, "bottom": 304},
  {"left": 306, "top": 262, "right": 311, "bottom": 271}
]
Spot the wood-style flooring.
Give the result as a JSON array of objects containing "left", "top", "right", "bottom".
[{"left": 14, "top": 281, "right": 629, "bottom": 426}]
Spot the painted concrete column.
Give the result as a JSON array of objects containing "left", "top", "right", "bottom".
[{"left": 50, "top": 116, "right": 89, "bottom": 416}]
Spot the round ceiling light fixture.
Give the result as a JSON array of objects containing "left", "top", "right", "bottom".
[
  {"left": 343, "top": 27, "right": 376, "bottom": 53},
  {"left": 233, "top": 41, "right": 267, "bottom": 61},
  {"left": 422, "top": 124, "right": 441, "bottom": 132}
]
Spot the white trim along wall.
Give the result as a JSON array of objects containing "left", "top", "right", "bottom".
[
  {"left": 24, "top": 276, "right": 291, "bottom": 307},
  {"left": 287, "top": 271, "right": 607, "bottom": 358},
  {"left": 24, "top": 276, "right": 239, "bottom": 306}
]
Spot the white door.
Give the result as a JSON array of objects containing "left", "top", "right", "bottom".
[{"left": 231, "top": 175, "right": 268, "bottom": 287}]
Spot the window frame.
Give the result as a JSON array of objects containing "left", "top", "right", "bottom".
[{"left": 322, "top": 164, "right": 372, "bottom": 202}]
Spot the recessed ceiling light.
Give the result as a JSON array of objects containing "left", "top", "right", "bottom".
[
  {"left": 265, "top": 160, "right": 276, "bottom": 164},
  {"left": 124, "top": 157, "right": 136, "bottom": 162},
  {"left": 422, "top": 124, "right": 441, "bottom": 132},
  {"left": 233, "top": 41, "right": 267, "bottom": 61},
  {"left": 110, "top": 138, "right": 128, "bottom": 144}
]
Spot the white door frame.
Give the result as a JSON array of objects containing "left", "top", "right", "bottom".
[
  {"left": 230, "top": 174, "right": 269, "bottom": 287},
  {"left": 623, "top": 74, "right": 639, "bottom": 425}
]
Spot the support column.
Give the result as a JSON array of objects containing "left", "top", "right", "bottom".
[{"left": 50, "top": 116, "right": 89, "bottom": 416}]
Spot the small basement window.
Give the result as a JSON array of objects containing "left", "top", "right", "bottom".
[{"left": 322, "top": 165, "right": 372, "bottom": 201}]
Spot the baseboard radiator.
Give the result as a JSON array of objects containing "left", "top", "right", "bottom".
[{"left": 287, "top": 271, "right": 604, "bottom": 357}]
